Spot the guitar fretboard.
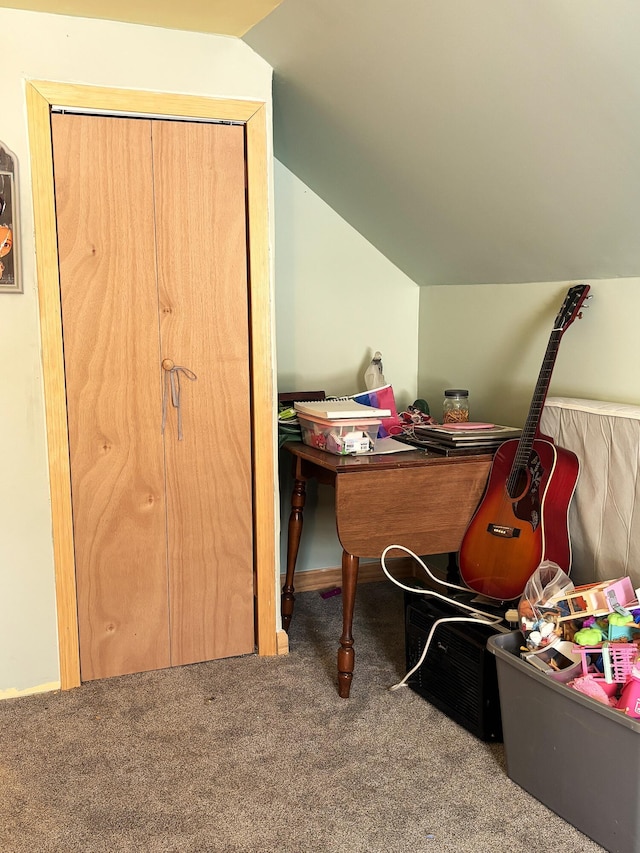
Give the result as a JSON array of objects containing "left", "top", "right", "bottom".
[{"left": 507, "top": 329, "right": 562, "bottom": 497}]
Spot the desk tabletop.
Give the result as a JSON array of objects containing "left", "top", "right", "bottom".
[{"left": 284, "top": 441, "right": 493, "bottom": 473}]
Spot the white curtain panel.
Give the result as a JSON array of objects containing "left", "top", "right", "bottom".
[{"left": 540, "top": 397, "right": 640, "bottom": 590}]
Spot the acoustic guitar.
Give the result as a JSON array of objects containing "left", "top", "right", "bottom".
[{"left": 458, "top": 284, "right": 591, "bottom": 601}]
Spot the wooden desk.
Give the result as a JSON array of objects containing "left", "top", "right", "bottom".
[{"left": 282, "top": 442, "right": 492, "bottom": 698}]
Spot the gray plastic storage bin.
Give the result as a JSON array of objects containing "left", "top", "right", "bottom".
[{"left": 488, "top": 631, "right": 640, "bottom": 853}]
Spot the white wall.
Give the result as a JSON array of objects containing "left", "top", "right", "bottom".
[
  {"left": 0, "top": 7, "right": 273, "bottom": 697},
  {"left": 274, "top": 160, "right": 420, "bottom": 572},
  {"left": 274, "top": 160, "right": 419, "bottom": 405},
  {"left": 419, "top": 279, "right": 639, "bottom": 427}
]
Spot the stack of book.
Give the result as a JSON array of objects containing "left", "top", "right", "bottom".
[
  {"left": 292, "top": 399, "right": 391, "bottom": 420},
  {"left": 400, "top": 422, "right": 522, "bottom": 456}
]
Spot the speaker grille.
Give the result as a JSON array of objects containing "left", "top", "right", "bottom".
[{"left": 405, "top": 594, "right": 503, "bottom": 742}]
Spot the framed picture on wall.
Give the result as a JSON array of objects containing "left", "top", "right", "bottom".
[{"left": 0, "top": 142, "right": 21, "bottom": 294}]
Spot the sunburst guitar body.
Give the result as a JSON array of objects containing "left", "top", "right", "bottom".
[
  {"left": 458, "top": 436, "right": 579, "bottom": 601},
  {"left": 458, "top": 283, "right": 591, "bottom": 601}
]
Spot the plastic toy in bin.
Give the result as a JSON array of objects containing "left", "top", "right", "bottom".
[
  {"left": 617, "top": 666, "right": 640, "bottom": 718},
  {"left": 517, "top": 561, "right": 574, "bottom": 651},
  {"left": 607, "top": 610, "right": 638, "bottom": 641},
  {"left": 544, "top": 576, "right": 637, "bottom": 622},
  {"left": 521, "top": 640, "right": 582, "bottom": 683},
  {"left": 571, "top": 641, "right": 638, "bottom": 684},
  {"left": 518, "top": 563, "right": 640, "bottom": 649}
]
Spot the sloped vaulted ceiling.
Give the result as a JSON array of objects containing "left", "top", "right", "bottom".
[
  {"left": 244, "top": 1, "right": 640, "bottom": 285},
  {"left": 4, "top": 0, "right": 640, "bottom": 285},
  {"left": 0, "top": 0, "right": 282, "bottom": 35}
]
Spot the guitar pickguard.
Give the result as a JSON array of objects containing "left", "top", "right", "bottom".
[{"left": 512, "top": 450, "right": 543, "bottom": 531}]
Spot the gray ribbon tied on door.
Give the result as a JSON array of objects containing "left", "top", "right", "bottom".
[{"left": 161, "top": 359, "right": 197, "bottom": 440}]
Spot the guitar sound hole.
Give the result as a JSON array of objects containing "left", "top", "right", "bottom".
[{"left": 507, "top": 467, "right": 530, "bottom": 501}]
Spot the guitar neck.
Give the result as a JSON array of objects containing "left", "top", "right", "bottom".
[{"left": 509, "top": 329, "right": 562, "bottom": 490}]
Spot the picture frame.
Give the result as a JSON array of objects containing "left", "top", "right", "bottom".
[{"left": 0, "top": 142, "right": 21, "bottom": 294}]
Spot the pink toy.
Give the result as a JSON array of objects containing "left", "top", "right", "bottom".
[
  {"left": 570, "top": 675, "right": 617, "bottom": 706},
  {"left": 571, "top": 642, "right": 639, "bottom": 684},
  {"left": 607, "top": 644, "right": 639, "bottom": 683},
  {"left": 548, "top": 577, "right": 637, "bottom": 622},
  {"left": 617, "top": 667, "right": 640, "bottom": 718}
]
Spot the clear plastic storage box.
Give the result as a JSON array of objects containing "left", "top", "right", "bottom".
[{"left": 297, "top": 413, "right": 380, "bottom": 455}]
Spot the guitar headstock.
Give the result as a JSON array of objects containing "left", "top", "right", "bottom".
[{"left": 554, "top": 283, "right": 591, "bottom": 332}]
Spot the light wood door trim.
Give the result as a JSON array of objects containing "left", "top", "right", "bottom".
[
  {"left": 26, "top": 81, "right": 277, "bottom": 688},
  {"left": 245, "top": 101, "right": 277, "bottom": 659}
]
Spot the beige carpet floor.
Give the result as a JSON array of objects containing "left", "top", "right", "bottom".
[{"left": 0, "top": 581, "right": 606, "bottom": 852}]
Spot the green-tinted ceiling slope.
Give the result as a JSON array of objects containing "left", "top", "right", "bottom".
[{"left": 245, "top": 1, "right": 640, "bottom": 285}]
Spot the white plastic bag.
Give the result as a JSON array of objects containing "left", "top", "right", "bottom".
[{"left": 518, "top": 561, "right": 574, "bottom": 649}]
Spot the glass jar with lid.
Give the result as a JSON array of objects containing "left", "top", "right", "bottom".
[{"left": 443, "top": 389, "right": 469, "bottom": 423}]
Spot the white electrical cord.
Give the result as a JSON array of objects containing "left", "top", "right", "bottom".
[{"left": 381, "top": 543, "right": 504, "bottom": 691}]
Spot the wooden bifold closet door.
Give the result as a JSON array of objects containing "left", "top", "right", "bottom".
[{"left": 51, "top": 113, "right": 255, "bottom": 681}]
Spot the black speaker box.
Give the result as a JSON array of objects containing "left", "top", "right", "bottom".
[{"left": 404, "top": 590, "right": 504, "bottom": 742}]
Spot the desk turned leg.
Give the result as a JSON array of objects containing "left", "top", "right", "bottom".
[
  {"left": 337, "top": 550, "right": 359, "bottom": 699},
  {"left": 281, "top": 476, "right": 307, "bottom": 632}
]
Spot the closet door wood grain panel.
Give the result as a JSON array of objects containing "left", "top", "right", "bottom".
[
  {"left": 153, "top": 121, "right": 254, "bottom": 665},
  {"left": 52, "top": 114, "right": 170, "bottom": 680}
]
